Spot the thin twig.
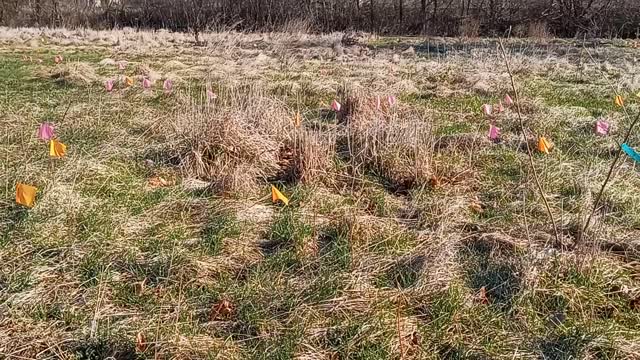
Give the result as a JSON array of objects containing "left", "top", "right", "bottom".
[
  {"left": 60, "top": 101, "right": 73, "bottom": 123},
  {"left": 579, "top": 111, "right": 640, "bottom": 244},
  {"left": 576, "top": 44, "right": 640, "bottom": 245},
  {"left": 498, "top": 40, "right": 561, "bottom": 247},
  {"left": 396, "top": 302, "right": 405, "bottom": 360}
]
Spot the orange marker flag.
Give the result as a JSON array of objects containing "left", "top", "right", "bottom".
[
  {"left": 271, "top": 185, "right": 289, "bottom": 206},
  {"left": 49, "top": 139, "right": 67, "bottom": 158},
  {"left": 538, "top": 136, "right": 552, "bottom": 154},
  {"left": 294, "top": 111, "right": 302, "bottom": 128},
  {"left": 615, "top": 95, "right": 624, "bottom": 107},
  {"left": 16, "top": 183, "right": 37, "bottom": 208},
  {"left": 125, "top": 76, "right": 134, "bottom": 87}
]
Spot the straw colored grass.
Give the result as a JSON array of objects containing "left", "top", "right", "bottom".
[{"left": 0, "top": 28, "right": 639, "bottom": 359}]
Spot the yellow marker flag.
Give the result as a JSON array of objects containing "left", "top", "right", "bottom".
[
  {"left": 49, "top": 139, "right": 67, "bottom": 158},
  {"left": 271, "top": 185, "right": 289, "bottom": 206},
  {"left": 538, "top": 136, "right": 552, "bottom": 154},
  {"left": 615, "top": 95, "right": 624, "bottom": 107},
  {"left": 16, "top": 183, "right": 37, "bottom": 208}
]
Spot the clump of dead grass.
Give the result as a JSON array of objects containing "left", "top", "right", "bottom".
[
  {"left": 281, "top": 128, "right": 336, "bottom": 184},
  {"left": 343, "top": 91, "right": 434, "bottom": 193},
  {"left": 169, "top": 95, "right": 286, "bottom": 194},
  {"left": 134, "top": 63, "right": 162, "bottom": 83},
  {"left": 163, "top": 86, "right": 335, "bottom": 195},
  {"left": 46, "top": 62, "right": 98, "bottom": 85}
]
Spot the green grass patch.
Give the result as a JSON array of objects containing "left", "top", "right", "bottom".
[{"left": 201, "top": 211, "right": 241, "bottom": 256}]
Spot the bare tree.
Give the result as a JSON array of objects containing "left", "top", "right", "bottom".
[{"left": 1, "top": 0, "right": 639, "bottom": 38}]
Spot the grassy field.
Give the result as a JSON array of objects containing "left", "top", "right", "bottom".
[{"left": 0, "top": 28, "right": 639, "bottom": 359}]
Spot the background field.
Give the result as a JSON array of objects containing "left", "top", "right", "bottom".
[{"left": 1, "top": 28, "right": 639, "bottom": 359}]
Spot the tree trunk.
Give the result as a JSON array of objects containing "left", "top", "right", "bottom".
[
  {"left": 370, "top": 0, "right": 375, "bottom": 32},
  {"left": 35, "top": 0, "right": 42, "bottom": 26},
  {"left": 421, "top": 0, "right": 427, "bottom": 33}
]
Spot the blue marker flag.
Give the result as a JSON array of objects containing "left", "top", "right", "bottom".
[{"left": 621, "top": 143, "right": 640, "bottom": 163}]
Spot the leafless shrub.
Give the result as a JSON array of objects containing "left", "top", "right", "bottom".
[
  {"left": 459, "top": 18, "right": 480, "bottom": 38},
  {"left": 2, "top": 0, "right": 639, "bottom": 38},
  {"left": 528, "top": 21, "right": 550, "bottom": 39}
]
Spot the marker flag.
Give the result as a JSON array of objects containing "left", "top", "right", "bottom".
[
  {"left": 142, "top": 77, "right": 152, "bottom": 89},
  {"left": 331, "top": 100, "right": 342, "bottom": 112},
  {"left": 615, "top": 95, "right": 624, "bottom": 107},
  {"left": 488, "top": 124, "right": 501, "bottom": 141},
  {"left": 482, "top": 104, "right": 493, "bottom": 116},
  {"left": 207, "top": 89, "right": 217, "bottom": 102},
  {"left": 271, "top": 185, "right": 289, "bottom": 206},
  {"left": 538, "top": 136, "right": 552, "bottom": 154},
  {"left": 595, "top": 119, "right": 610, "bottom": 136},
  {"left": 16, "top": 183, "right": 37, "bottom": 208},
  {"left": 37, "top": 123, "right": 55, "bottom": 141},
  {"left": 105, "top": 79, "right": 114, "bottom": 92},
  {"left": 49, "top": 139, "right": 67, "bottom": 158},
  {"left": 294, "top": 111, "right": 301, "bottom": 128},
  {"left": 163, "top": 79, "right": 173, "bottom": 94},
  {"left": 621, "top": 143, "right": 640, "bottom": 163},
  {"left": 387, "top": 95, "right": 397, "bottom": 107},
  {"left": 504, "top": 94, "right": 514, "bottom": 106}
]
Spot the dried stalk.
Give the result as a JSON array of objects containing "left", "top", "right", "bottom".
[
  {"left": 498, "top": 40, "right": 561, "bottom": 247},
  {"left": 578, "top": 112, "right": 640, "bottom": 244},
  {"left": 576, "top": 45, "right": 640, "bottom": 245}
]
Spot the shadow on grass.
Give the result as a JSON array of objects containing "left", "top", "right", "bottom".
[
  {"left": 459, "top": 235, "right": 522, "bottom": 309},
  {"left": 0, "top": 204, "right": 30, "bottom": 246},
  {"left": 72, "top": 336, "right": 141, "bottom": 360},
  {"left": 375, "top": 254, "right": 426, "bottom": 289},
  {"left": 537, "top": 329, "right": 595, "bottom": 360},
  {"left": 437, "top": 343, "right": 490, "bottom": 360}
]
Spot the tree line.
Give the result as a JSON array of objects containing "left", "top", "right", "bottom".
[{"left": 1, "top": 0, "right": 639, "bottom": 38}]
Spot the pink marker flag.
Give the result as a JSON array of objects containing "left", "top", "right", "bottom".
[
  {"left": 142, "top": 77, "right": 152, "bottom": 89},
  {"left": 482, "top": 104, "right": 493, "bottom": 116},
  {"left": 118, "top": 61, "right": 127, "bottom": 70},
  {"left": 163, "top": 79, "right": 173, "bottom": 94},
  {"left": 206, "top": 89, "right": 217, "bottom": 102},
  {"left": 488, "top": 124, "right": 501, "bottom": 141},
  {"left": 387, "top": 95, "right": 397, "bottom": 107},
  {"left": 105, "top": 79, "right": 114, "bottom": 92},
  {"left": 595, "top": 119, "right": 610, "bottom": 136},
  {"left": 54, "top": 55, "right": 63, "bottom": 64},
  {"left": 331, "top": 100, "right": 342, "bottom": 112},
  {"left": 37, "top": 123, "right": 55, "bottom": 141},
  {"left": 504, "top": 94, "right": 514, "bottom": 106},
  {"left": 376, "top": 96, "right": 381, "bottom": 110}
]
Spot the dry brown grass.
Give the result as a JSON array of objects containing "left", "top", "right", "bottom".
[
  {"left": 165, "top": 90, "right": 288, "bottom": 195},
  {"left": 2, "top": 28, "right": 640, "bottom": 359},
  {"left": 162, "top": 86, "right": 337, "bottom": 195},
  {"left": 345, "top": 93, "right": 434, "bottom": 192},
  {"left": 44, "top": 61, "right": 99, "bottom": 85}
]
